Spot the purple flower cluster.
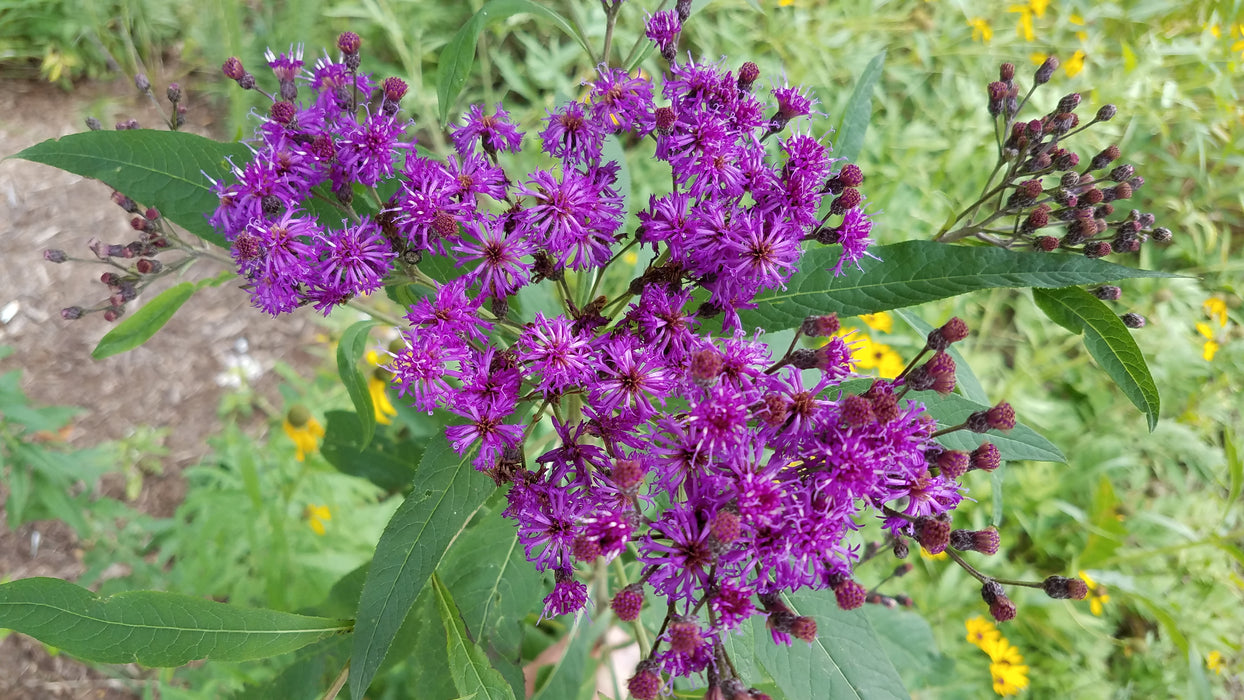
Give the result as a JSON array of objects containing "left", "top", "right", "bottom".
[{"left": 208, "top": 33, "right": 986, "bottom": 692}]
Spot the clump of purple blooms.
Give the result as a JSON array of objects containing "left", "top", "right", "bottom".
[{"left": 208, "top": 27, "right": 1025, "bottom": 698}]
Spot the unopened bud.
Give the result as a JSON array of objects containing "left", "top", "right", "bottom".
[{"left": 1121, "top": 312, "right": 1146, "bottom": 328}]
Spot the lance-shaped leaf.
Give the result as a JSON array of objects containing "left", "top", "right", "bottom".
[
  {"left": 337, "top": 321, "right": 381, "bottom": 450},
  {"left": 12, "top": 130, "right": 247, "bottom": 249},
  {"left": 741, "top": 241, "right": 1176, "bottom": 332},
  {"left": 431, "top": 573, "right": 517, "bottom": 700},
  {"left": 1033, "top": 285, "right": 1160, "bottom": 431},
  {"left": 349, "top": 438, "right": 495, "bottom": 698},
  {"left": 833, "top": 50, "right": 886, "bottom": 165},
  {"left": 0, "top": 578, "right": 349, "bottom": 666},
  {"left": 438, "top": 0, "right": 590, "bottom": 126},
  {"left": 754, "top": 591, "right": 908, "bottom": 700}
]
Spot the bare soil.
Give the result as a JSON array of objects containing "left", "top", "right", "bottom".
[{"left": 0, "top": 76, "right": 320, "bottom": 698}]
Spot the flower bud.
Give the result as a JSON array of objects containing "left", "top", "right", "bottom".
[
  {"left": 737, "top": 61, "right": 760, "bottom": 92},
  {"left": 134, "top": 73, "right": 151, "bottom": 92},
  {"left": 61, "top": 306, "right": 84, "bottom": 320},
  {"left": 1121, "top": 312, "right": 1146, "bottom": 328},
  {"left": 1057, "top": 92, "right": 1082, "bottom": 113},
  {"left": 800, "top": 313, "right": 839, "bottom": 337},
  {"left": 43, "top": 249, "right": 68, "bottom": 263},
  {"left": 927, "top": 317, "right": 968, "bottom": 351},
  {"left": 611, "top": 584, "right": 645, "bottom": 621},
  {"left": 1035, "top": 56, "right": 1059, "bottom": 84},
  {"left": 1093, "top": 285, "right": 1122, "bottom": 301},
  {"left": 999, "top": 62, "right": 1015, "bottom": 81},
  {"left": 989, "top": 595, "right": 1017, "bottom": 622},
  {"left": 222, "top": 57, "right": 246, "bottom": 80},
  {"left": 85, "top": 116, "right": 102, "bottom": 131},
  {"left": 710, "top": 510, "right": 741, "bottom": 543},
  {"left": 1096, "top": 104, "right": 1117, "bottom": 122},
  {"left": 967, "top": 402, "right": 1015, "bottom": 432},
  {"left": 337, "top": 31, "right": 361, "bottom": 55},
  {"left": 970, "top": 443, "right": 1002, "bottom": 472},
  {"left": 628, "top": 663, "right": 662, "bottom": 700},
  {"left": 936, "top": 449, "right": 970, "bottom": 479},
  {"left": 981, "top": 580, "right": 1004, "bottom": 605},
  {"left": 668, "top": 618, "right": 703, "bottom": 654},
  {"left": 833, "top": 578, "right": 866, "bottom": 610},
  {"left": 915, "top": 515, "right": 951, "bottom": 555}
]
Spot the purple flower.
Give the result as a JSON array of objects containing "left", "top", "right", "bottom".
[
  {"left": 828, "top": 205, "right": 877, "bottom": 275},
  {"left": 336, "top": 111, "right": 414, "bottom": 186},
  {"left": 517, "top": 313, "right": 598, "bottom": 396},
  {"left": 589, "top": 335, "right": 674, "bottom": 421},
  {"left": 405, "top": 277, "right": 491, "bottom": 343},
  {"left": 451, "top": 103, "right": 524, "bottom": 155},
  {"left": 645, "top": 10, "right": 682, "bottom": 58},
  {"left": 445, "top": 150, "right": 508, "bottom": 203},
  {"left": 453, "top": 213, "right": 533, "bottom": 298},
  {"left": 542, "top": 567, "right": 589, "bottom": 618},
  {"left": 519, "top": 169, "right": 620, "bottom": 271},
  {"left": 512, "top": 479, "right": 587, "bottom": 571},
  {"left": 586, "top": 65, "right": 654, "bottom": 134},
  {"left": 444, "top": 403, "right": 524, "bottom": 470},
  {"left": 311, "top": 217, "right": 396, "bottom": 297},
  {"left": 265, "top": 45, "right": 304, "bottom": 81},
  {"left": 642, "top": 504, "right": 715, "bottom": 605},
  {"left": 388, "top": 331, "right": 458, "bottom": 411},
  {"left": 392, "top": 156, "right": 471, "bottom": 254},
  {"left": 539, "top": 101, "right": 605, "bottom": 166}
]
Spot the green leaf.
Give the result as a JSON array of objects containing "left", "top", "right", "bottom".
[
  {"left": 862, "top": 606, "right": 950, "bottom": 688},
  {"left": 12, "top": 131, "right": 247, "bottom": 249},
  {"left": 432, "top": 573, "right": 517, "bottom": 700},
  {"left": 337, "top": 321, "right": 380, "bottom": 451},
  {"left": 754, "top": 591, "right": 908, "bottom": 699},
  {"left": 834, "top": 51, "right": 885, "bottom": 164},
  {"left": 742, "top": 241, "right": 1176, "bottom": 332},
  {"left": 91, "top": 282, "right": 196, "bottom": 359},
  {"left": 0, "top": 578, "right": 348, "bottom": 666},
  {"left": 349, "top": 438, "right": 495, "bottom": 698},
  {"left": 1032, "top": 286, "right": 1160, "bottom": 431},
  {"left": 1224, "top": 431, "right": 1242, "bottom": 520},
  {"left": 439, "top": 511, "right": 542, "bottom": 698},
  {"left": 320, "top": 410, "right": 422, "bottom": 493},
  {"left": 437, "top": 0, "right": 590, "bottom": 126},
  {"left": 891, "top": 308, "right": 988, "bottom": 404}
]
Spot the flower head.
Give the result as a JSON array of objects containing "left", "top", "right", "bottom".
[{"left": 1079, "top": 570, "right": 1110, "bottom": 615}]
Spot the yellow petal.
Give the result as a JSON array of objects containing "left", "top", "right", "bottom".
[{"left": 1196, "top": 321, "right": 1215, "bottom": 340}]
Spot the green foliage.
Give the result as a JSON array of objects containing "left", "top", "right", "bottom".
[
  {"left": 741, "top": 240, "right": 1176, "bottom": 328},
  {"left": 12, "top": 131, "right": 248, "bottom": 248},
  {"left": 431, "top": 572, "right": 517, "bottom": 700},
  {"left": 336, "top": 321, "right": 382, "bottom": 450},
  {"left": 0, "top": 578, "right": 349, "bottom": 666},
  {"left": 349, "top": 438, "right": 494, "bottom": 698}
]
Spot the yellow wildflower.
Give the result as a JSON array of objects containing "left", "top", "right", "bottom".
[
  {"left": 304, "top": 504, "right": 332, "bottom": 535},
  {"left": 968, "top": 18, "right": 993, "bottom": 43},
  {"left": 1069, "top": 13, "right": 1085, "bottom": 26},
  {"left": 1079, "top": 570, "right": 1110, "bottom": 615},
  {"left": 283, "top": 407, "right": 325, "bottom": 462},
  {"left": 1009, "top": 5, "right": 1036, "bottom": 42},
  {"left": 966, "top": 616, "right": 1001, "bottom": 648},
  {"left": 1207, "top": 650, "right": 1225, "bottom": 674},
  {"left": 858, "top": 311, "right": 893, "bottom": 333},
  {"left": 1204, "top": 298, "right": 1228, "bottom": 327},
  {"left": 779, "top": 0, "right": 796, "bottom": 5},
  {"left": 920, "top": 546, "right": 948, "bottom": 561},
  {"left": 847, "top": 332, "right": 905, "bottom": 378},
  {"left": 368, "top": 372, "right": 398, "bottom": 425},
  {"left": 1197, "top": 323, "right": 1221, "bottom": 361},
  {"left": 1064, "top": 50, "right": 1087, "bottom": 77},
  {"left": 1030, "top": 52, "right": 1050, "bottom": 67},
  {"left": 990, "top": 659, "right": 1030, "bottom": 696},
  {"left": 982, "top": 637, "right": 1024, "bottom": 666}
]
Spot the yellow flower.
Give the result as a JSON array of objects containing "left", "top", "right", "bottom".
[
  {"left": 1204, "top": 298, "right": 1228, "bottom": 327},
  {"left": 968, "top": 18, "right": 994, "bottom": 43},
  {"left": 846, "top": 332, "right": 905, "bottom": 378},
  {"left": 1030, "top": 52, "right": 1050, "bottom": 66},
  {"left": 1197, "top": 323, "right": 1221, "bottom": 361},
  {"left": 1207, "top": 650, "right": 1226, "bottom": 674},
  {"left": 304, "top": 504, "right": 332, "bottom": 535},
  {"left": 1069, "top": 12, "right": 1085, "bottom": 26},
  {"left": 981, "top": 637, "right": 1024, "bottom": 665},
  {"left": 1008, "top": 5, "right": 1036, "bottom": 42},
  {"left": 368, "top": 373, "right": 398, "bottom": 425},
  {"left": 990, "top": 660, "right": 1030, "bottom": 696},
  {"left": 779, "top": 0, "right": 796, "bottom": 5},
  {"left": 1064, "top": 50, "right": 1087, "bottom": 77},
  {"left": 966, "top": 616, "right": 1001, "bottom": 649},
  {"left": 283, "top": 407, "right": 325, "bottom": 462},
  {"left": 919, "top": 546, "right": 948, "bottom": 561},
  {"left": 1079, "top": 570, "right": 1110, "bottom": 615},
  {"left": 858, "top": 311, "right": 893, "bottom": 334}
]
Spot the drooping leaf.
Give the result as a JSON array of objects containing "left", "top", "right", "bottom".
[
  {"left": 12, "top": 130, "right": 247, "bottom": 248},
  {"left": 834, "top": 51, "right": 886, "bottom": 165},
  {"left": 90, "top": 282, "right": 196, "bottom": 359},
  {"left": 437, "top": 0, "right": 590, "bottom": 126},
  {"left": 337, "top": 321, "right": 380, "bottom": 450},
  {"left": 1033, "top": 286, "right": 1160, "bottom": 431},
  {"left": 754, "top": 591, "right": 908, "bottom": 700},
  {"left": 0, "top": 578, "right": 348, "bottom": 666},
  {"left": 432, "top": 573, "right": 517, "bottom": 700},
  {"left": 349, "top": 439, "right": 495, "bottom": 698},
  {"left": 319, "top": 410, "right": 423, "bottom": 492},
  {"left": 742, "top": 241, "right": 1176, "bottom": 332}
]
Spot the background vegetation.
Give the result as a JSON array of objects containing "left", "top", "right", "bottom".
[{"left": 2, "top": 0, "right": 1241, "bottom": 697}]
